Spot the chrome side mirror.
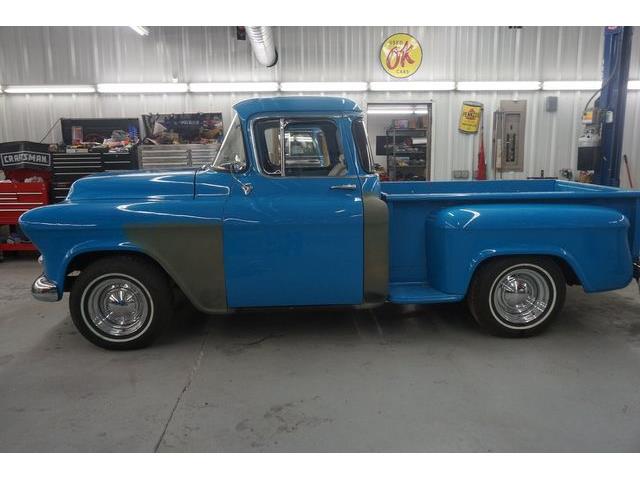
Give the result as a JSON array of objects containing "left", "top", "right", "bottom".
[
  {"left": 216, "top": 154, "right": 245, "bottom": 173},
  {"left": 221, "top": 154, "right": 252, "bottom": 196},
  {"left": 229, "top": 154, "right": 245, "bottom": 173}
]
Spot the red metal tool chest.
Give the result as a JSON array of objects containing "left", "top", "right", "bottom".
[{"left": 0, "top": 181, "right": 48, "bottom": 252}]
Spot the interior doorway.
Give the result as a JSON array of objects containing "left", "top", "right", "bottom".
[{"left": 365, "top": 102, "right": 433, "bottom": 181}]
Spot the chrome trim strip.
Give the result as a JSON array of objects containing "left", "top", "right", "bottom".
[{"left": 32, "top": 274, "right": 60, "bottom": 302}]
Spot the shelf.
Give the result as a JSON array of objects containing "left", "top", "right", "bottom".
[
  {"left": 386, "top": 128, "right": 428, "bottom": 134},
  {"left": 385, "top": 126, "right": 430, "bottom": 182}
]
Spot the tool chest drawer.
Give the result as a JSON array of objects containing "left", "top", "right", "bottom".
[
  {"left": 102, "top": 152, "right": 138, "bottom": 171},
  {"left": 50, "top": 150, "right": 137, "bottom": 202},
  {"left": 0, "top": 182, "right": 48, "bottom": 224}
]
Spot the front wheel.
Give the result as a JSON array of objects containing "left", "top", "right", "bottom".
[
  {"left": 467, "top": 256, "right": 566, "bottom": 337},
  {"left": 70, "top": 255, "right": 173, "bottom": 349}
]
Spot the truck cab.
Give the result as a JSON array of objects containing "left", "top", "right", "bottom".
[
  {"left": 20, "top": 96, "right": 640, "bottom": 350},
  {"left": 203, "top": 97, "right": 388, "bottom": 308}
]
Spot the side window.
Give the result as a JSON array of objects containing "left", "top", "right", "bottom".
[
  {"left": 352, "top": 117, "right": 374, "bottom": 174},
  {"left": 257, "top": 120, "right": 282, "bottom": 174},
  {"left": 212, "top": 114, "right": 247, "bottom": 171},
  {"left": 255, "top": 119, "right": 347, "bottom": 177}
]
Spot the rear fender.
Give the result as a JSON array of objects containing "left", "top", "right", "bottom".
[{"left": 426, "top": 203, "right": 633, "bottom": 295}]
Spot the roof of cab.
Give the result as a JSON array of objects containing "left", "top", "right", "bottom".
[{"left": 233, "top": 96, "right": 362, "bottom": 121}]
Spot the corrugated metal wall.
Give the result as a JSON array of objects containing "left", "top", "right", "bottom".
[{"left": 0, "top": 26, "right": 639, "bottom": 185}]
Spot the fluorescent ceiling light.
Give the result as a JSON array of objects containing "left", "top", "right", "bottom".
[
  {"left": 189, "top": 82, "right": 279, "bottom": 92},
  {"left": 97, "top": 83, "right": 188, "bottom": 93},
  {"left": 627, "top": 80, "right": 640, "bottom": 90},
  {"left": 542, "top": 80, "right": 601, "bottom": 91},
  {"left": 457, "top": 81, "right": 541, "bottom": 91},
  {"left": 413, "top": 109, "right": 430, "bottom": 115},
  {"left": 130, "top": 26, "right": 150, "bottom": 36},
  {"left": 369, "top": 81, "right": 455, "bottom": 91},
  {"left": 280, "top": 82, "right": 368, "bottom": 92},
  {"left": 367, "top": 109, "right": 416, "bottom": 115},
  {"left": 4, "top": 85, "right": 96, "bottom": 94}
]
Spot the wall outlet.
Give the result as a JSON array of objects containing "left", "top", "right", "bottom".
[{"left": 452, "top": 169, "right": 470, "bottom": 179}]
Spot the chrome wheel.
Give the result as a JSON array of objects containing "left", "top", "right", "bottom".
[
  {"left": 84, "top": 275, "right": 150, "bottom": 337},
  {"left": 491, "top": 266, "right": 553, "bottom": 327}
]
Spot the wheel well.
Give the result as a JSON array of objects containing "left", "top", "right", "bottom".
[
  {"left": 473, "top": 254, "right": 580, "bottom": 286},
  {"left": 64, "top": 250, "right": 178, "bottom": 292}
]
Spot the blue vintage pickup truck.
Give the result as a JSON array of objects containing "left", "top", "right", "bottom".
[{"left": 20, "top": 97, "right": 640, "bottom": 349}]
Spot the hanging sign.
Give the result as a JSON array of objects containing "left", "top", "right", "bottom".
[
  {"left": 0, "top": 141, "right": 52, "bottom": 170},
  {"left": 458, "top": 102, "right": 483, "bottom": 134},
  {"left": 380, "top": 33, "right": 422, "bottom": 78}
]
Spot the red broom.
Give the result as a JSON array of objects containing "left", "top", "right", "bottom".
[{"left": 476, "top": 112, "right": 487, "bottom": 180}]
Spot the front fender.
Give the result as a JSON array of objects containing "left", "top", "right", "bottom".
[
  {"left": 20, "top": 202, "right": 132, "bottom": 296},
  {"left": 426, "top": 203, "right": 633, "bottom": 295},
  {"left": 20, "top": 197, "right": 228, "bottom": 312}
]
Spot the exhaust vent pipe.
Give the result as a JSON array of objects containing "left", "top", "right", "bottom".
[{"left": 245, "top": 26, "right": 278, "bottom": 67}]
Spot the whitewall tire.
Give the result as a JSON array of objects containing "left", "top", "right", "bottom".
[
  {"left": 70, "top": 255, "right": 172, "bottom": 349},
  {"left": 468, "top": 256, "right": 566, "bottom": 337}
]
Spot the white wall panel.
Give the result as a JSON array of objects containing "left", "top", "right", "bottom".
[{"left": 0, "top": 26, "right": 638, "bottom": 186}]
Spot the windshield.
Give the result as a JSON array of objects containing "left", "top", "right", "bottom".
[{"left": 211, "top": 114, "right": 247, "bottom": 171}]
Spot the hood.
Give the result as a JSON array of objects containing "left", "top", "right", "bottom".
[{"left": 66, "top": 169, "right": 197, "bottom": 202}]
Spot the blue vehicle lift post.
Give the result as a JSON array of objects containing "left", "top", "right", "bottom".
[{"left": 594, "top": 26, "right": 634, "bottom": 187}]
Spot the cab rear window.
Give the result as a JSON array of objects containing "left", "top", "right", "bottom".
[{"left": 352, "top": 118, "right": 374, "bottom": 174}]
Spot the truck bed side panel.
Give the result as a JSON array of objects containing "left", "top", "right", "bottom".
[{"left": 383, "top": 180, "right": 640, "bottom": 298}]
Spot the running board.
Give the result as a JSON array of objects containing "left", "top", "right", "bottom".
[{"left": 388, "top": 282, "right": 463, "bottom": 304}]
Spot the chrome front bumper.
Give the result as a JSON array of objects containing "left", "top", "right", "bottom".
[{"left": 32, "top": 274, "right": 60, "bottom": 302}]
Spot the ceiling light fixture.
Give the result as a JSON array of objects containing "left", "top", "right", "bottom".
[
  {"left": 189, "top": 82, "right": 279, "bottom": 93},
  {"left": 280, "top": 82, "right": 368, "bottom": 92},
  {"left": 97, "top": 83, "right": 188, "bottom": 94},
  {"left": 542, "top": 81, "right": 602, "bottom": 91},
  {"left": 456, "top": 81, "right": 541, "bottom": 91},
  {"left": 369, "top": 81, "right": 455, "bottom": 91},
  {"left": 3, "top": 85, "right": 96, "bottom": 94},
  {"left": 129, "top": 26, "right": 150, "bottom": 36}
]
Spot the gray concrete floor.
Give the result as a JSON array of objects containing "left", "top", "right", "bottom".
[{"left": 1, "top": 255, "right": 640, "bottom": 452}]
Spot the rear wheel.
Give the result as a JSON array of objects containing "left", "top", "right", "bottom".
[
  {"left": 70, "top": 255, "right": 172, "bottom": 349},
  {"left": 467, "top": 256, "right": 566, "bottom": 337}
]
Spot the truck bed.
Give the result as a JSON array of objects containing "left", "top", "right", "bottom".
[
  {"left": 381, "top": 180, "right": 640, "bottom": 304},
  {"left": 381, "top": 178, "right": 640, "bottom": 199}
]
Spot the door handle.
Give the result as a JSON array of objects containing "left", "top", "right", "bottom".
[{"left": 330, "top": 184, "right": 357, "bottom": 191}]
